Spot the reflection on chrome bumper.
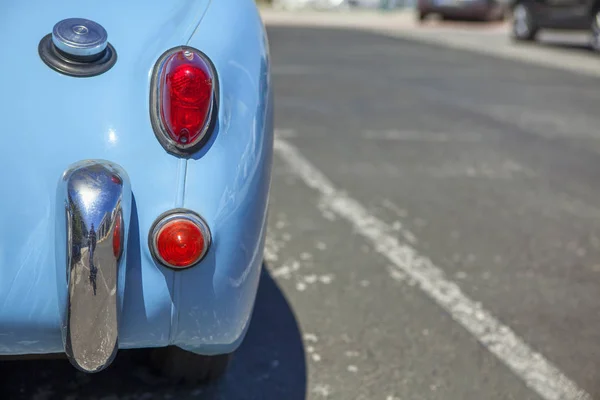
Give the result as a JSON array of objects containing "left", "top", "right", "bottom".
[{"left": 56, "top": 160, "right": 131, "bottom": 372}]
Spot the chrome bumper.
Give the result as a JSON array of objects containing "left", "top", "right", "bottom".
[{"left": 56, "top": 160, "right": 131, "bottom": 372}]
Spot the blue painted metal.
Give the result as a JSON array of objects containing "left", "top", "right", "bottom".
[{"left": 0, "top": 0, "right": 272, "bottom": 357}]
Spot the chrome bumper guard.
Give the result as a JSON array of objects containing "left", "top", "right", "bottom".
[{"left": 56, "top": 160, "right": 131, "bottom": 372}]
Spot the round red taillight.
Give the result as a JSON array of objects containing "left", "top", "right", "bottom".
[
  {"left": 150, "top": 211, "right": 211, "bottom": 269},
  {"left": 150, "top": 47, "right": 216, "bottom": 156}
]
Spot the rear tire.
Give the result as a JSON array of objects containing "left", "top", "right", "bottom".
[
  {"left": 149, "top": 346, "right": 231, "bottom": 384},
  {"left": 511, "top": 3, "right": 538, "bottom": 41},
  {"left": 590, "top": 9, "right": 600, "bottom": 52},
  {"left": 417, "top": 11, "right": 428, "bottom": 22}
]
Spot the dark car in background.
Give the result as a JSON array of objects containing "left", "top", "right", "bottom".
[
  {"left": 511, "top": 0, "right": 600, "bottom": 50},
  {"left": 417, "top": 0, "right": 507, "bottom": 21}
]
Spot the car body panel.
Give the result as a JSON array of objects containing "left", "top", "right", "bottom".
[
  {"left": 512, "top": 0, "right": 595, "bottom": 29},
  {"left": 419, "top": 0, "right": 506, "bottom": 20},
  {"left": 0, "top": 0, "right": 272, "bottom": 357},
  {"left": 173, "top": 1, "right": 273, "bottom": 354}
]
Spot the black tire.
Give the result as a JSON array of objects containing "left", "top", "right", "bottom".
[
  {"left": 149, "top": 346, "right": 232, "bottom": 384},
  {"left": 511, "top": 3, "right": 538, "bottom": 41},
  {"left": 590, "top": 9, "right": 600, "bottom": 52},
  {"left": 417, "top": 11, "right": 428, "bottom": 22}
]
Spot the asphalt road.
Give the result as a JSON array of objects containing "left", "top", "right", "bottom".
[{"left": 5, "top": 17, "right": 600, "bottom": 400}]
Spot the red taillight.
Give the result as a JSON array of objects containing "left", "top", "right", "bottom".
[
  {"left": 112, "top": 213, "right": 122, "bottom": 259},
  {"left": 151, "top": 47, "right": 216, "bottom": 155},
  {"left": 150, "top": 210, "right": 211, "bottom": 269}
]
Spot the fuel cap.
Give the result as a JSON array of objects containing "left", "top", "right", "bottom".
[
  {"left": 39, "top": 18, "right": 117, "bottom": 77},
  {"left": 52, "top": 18, "right": 108, "bottom": 58}
]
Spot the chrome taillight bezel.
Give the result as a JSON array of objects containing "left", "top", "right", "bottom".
[
  {"left": 149, "top": 46, "right": 218, "bottom": 157},
  {"left": 148, "top": 208, "right": 212, "bottom": 270}
]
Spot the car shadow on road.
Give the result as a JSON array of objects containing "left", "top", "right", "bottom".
[
  {"left": 0, "top": 267, "right": 307, "bottom": 400},
  {"left": 424, "top": 18, "right": 507, "bottom": 26},
  {"left": 535, "top": 41, "right": 593, "bottom": 53}
]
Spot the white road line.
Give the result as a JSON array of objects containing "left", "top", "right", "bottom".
[{"left": 273, "top": 134, "right": 591, "bottom": 400}]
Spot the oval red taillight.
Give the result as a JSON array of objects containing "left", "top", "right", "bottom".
[
  {"left": 151, "top": 47, "right": 215, "bottom": 155},
  {"left": 112, "top": 212, "right": 122, "bottom": 259},
  {"left": 150, "top": 211, "right": 211, "bottom": 269}
]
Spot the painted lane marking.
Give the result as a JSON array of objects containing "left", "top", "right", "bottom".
[{"left": 273, "top": 134, "right": 591, "bottom": 400}]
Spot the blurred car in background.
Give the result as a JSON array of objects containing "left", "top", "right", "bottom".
[
  {"left": 511, "top": 0, "right": 600, "bottom": 50},
  {"left": 272, "top": 0, "right": 406, "bottom": 8},
  {"left": 348, "top": 0, "right": 405, "bottom": 7},
  {"left": 273, "top": 0, "right": 348, "bottom": 9},
  {"left": 417, "top": 0, "right": 508, "bottom": 21}
]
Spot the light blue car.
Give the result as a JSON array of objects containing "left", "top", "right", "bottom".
[{"left": 0, "top": 0, "right": 273, "bottom": 382}]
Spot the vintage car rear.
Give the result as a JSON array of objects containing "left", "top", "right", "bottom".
[{"left": 0, "top": 0, "right": 273, "bottom": 380}]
